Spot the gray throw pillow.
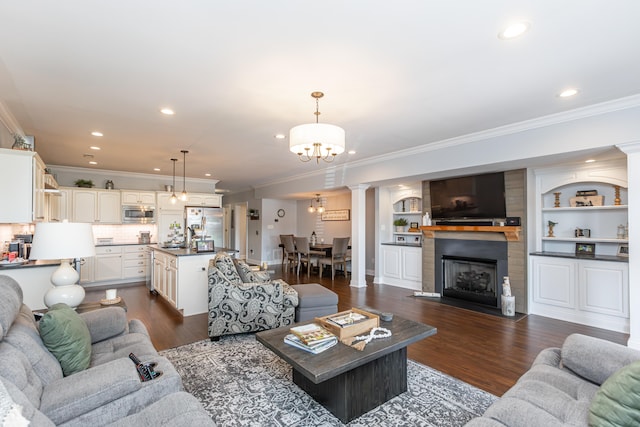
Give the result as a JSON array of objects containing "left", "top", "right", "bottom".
[
  {"left": 589, "top": 360, "right": 640, "bottom": 426},
  {"left": 39, "top": 303, "right": 92, "bottom": 376}
]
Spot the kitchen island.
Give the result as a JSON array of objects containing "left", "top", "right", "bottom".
[{"left": 151, "top": 246, "right": 237, "bottom": 316}]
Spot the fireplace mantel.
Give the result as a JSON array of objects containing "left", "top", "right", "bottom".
[{"left": 420, "top": 225, "right": 521, "bottom": 242}]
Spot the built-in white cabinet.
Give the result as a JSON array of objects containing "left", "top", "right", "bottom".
[
  {"left": 121, "top": 191, "right": 156, "bottom": 206},
  {"left": 72, "top": 189, "right": 121, "bottom": 223},
  {"left": 47, "top": 188, "right": 70, "bottom": 222},
  {"left": 153, "top": 251, "right": 178, "bottom": 308},
  {"left": 187, "top": 193, "right": 222, "bottom": 207},
  {"left": 94, "top": 246, "right": 123, "bottom": 282},
  {"left": 530, "top": 160, "right": 629, "bottom": 333},
  {"left": 530, "top": 255, "right": 629, "bottom": 332},
  {"left": 123, "top": 245, "right": 150, "bottom": 279},
  {"left": 392, "top": 196, "right": 422, "bottom": 245},
  {"left": 379, "top": 244, "right": 422, "bottom": 290},
  {"left": 0, "top": 148, "right": 46, "bottom": 223}
]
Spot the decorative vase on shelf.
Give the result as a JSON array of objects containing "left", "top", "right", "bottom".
[{"left": 547, "top": 221, "right": 557, "bottom": 237}]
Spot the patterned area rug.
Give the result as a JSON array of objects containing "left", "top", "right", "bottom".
[{"left": 160, "top": 334, "right": 496, "bottom": 426}]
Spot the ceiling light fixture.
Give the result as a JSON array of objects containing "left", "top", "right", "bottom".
[
  {"left": 170, "top": 158, "right": 178, "bottom": 204},
  {"left": 274, "top": 134, "right": 286, "bottom": 139},
  {"left": 307, "top": 194, "right": 324, "bottom": 213},
  {"left": 91, "top": 131, "right": 103, "bottom": 137},
  {"left": 89, "top": 146, "right": 101, "bottom": 150},
  {"left": 180, "top": 150, "right": 189, "bottom": 202},
  {"left": 498, "top": 21, "right": 530, "bottom": 40},
  {"left": 160, "top": 108, "right": 175, "bottom": 115},
  {"left": 559, "top": 88, "right": 579, "bottom": 98},
  {"left": 290, "top": 92, "right": 345, "bottom": 163},
  {"left": 153, "top": 168, "right": 161, "bottom": 172}
]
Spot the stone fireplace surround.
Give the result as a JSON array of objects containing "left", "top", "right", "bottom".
[{"left": 421, "top": 169, "right": 527, "bottom": 313}]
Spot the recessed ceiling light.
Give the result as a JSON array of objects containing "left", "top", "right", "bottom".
[
  {"left": 205, "top": 173, "right": 212, "bottom": 177},
  {"left": 153, "top": 168, "right": 161, "bottom": 171},
  {"left": 91, "top": 131, "right": 103, "bottom": 137},
  {"left": 348, "top": 150, "right": 356, "bottom": 155},
  {"left": 160, "top": 108, "right": 175, "bottom": 115},
  {"left": 89, "top": 161, "right": 97, "bottom": 165},
  {"left": 585, "top": 159, "right": 596, "bottom": 163},
  {"left": 274, "top": 134, "right": 286, "bottom": 139},
  {"left": 559, "top": 88, "right": 579, "bottom": 98},
  {"left": 498, "top": 21, "right": 530, "bottom": 40},
  {"left": 90, "top": 146, "right": 101, "bottom": 150}
]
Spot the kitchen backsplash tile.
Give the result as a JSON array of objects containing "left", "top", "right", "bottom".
[{"left": 92, "top": 224, "right": 157, "bottom": 244}]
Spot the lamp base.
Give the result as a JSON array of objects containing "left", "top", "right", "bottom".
[{"left": 44, "top": 284, "right": 85, "bottom": 309}]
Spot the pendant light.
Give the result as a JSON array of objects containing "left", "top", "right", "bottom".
[
  {"left": 307, "top": 194, "right": 324, "bottom": 213},
  {"left": 170, "top": 158, "right": 178, "bottom": 204},
  {"left": 180, "top": 150, "right": 189, "bottom": 201},
  {"left": 289, "top": 92, "right": 345, "bottom": 163}
]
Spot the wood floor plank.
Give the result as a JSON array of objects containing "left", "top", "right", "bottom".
[{"left": 85, "top": 267, "right": 628, "bottom": 396}]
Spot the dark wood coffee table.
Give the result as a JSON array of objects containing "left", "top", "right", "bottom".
[{"left": 256, "top": 314, "right": 437, "bottom": 423}]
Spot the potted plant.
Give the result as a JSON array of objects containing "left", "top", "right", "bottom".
[
  {"left": 74, "top": 179, "right": 95, "bottom": 188},
  {"left": 393, "top": 218, "right": 408, "bottom": 232}
]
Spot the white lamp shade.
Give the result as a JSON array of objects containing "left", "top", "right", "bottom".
[
  {"left": 289, "top": 123, "right": 346, "bottom": 155},
  {"left": 30, "top": 222, "right": 96, "bottom": 260}
]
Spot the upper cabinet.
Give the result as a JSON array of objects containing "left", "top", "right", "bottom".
[
  {"left": 0, "top": 148, "right": 46, "bottom": 223},
  {"left": 121, "top": 191, "right": 156, "bottom": 206},
  {"left": 72, "top": 189, "right": 121, "bottom": 223},
  {"left": 186, "top": 193, "right": 221, "bottom": 207}
]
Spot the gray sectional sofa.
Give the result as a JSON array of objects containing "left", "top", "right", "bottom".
[
  {"left": 0, "top": 275, "right": 214, "bottom": 426},
  {"left": 465, "top": 333, "right": 640, "bottom": 426}
]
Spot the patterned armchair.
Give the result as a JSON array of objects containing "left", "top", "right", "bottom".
[{"left": 207, "top": 252, "right": 299, "bottom": 340}]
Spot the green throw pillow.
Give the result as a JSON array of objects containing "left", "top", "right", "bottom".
[
  {"left": 39, "top": 303, "right": 92, "bottom": 376},
  {"left": 589, "top": 360, "right": 640, "bottom": 427}
]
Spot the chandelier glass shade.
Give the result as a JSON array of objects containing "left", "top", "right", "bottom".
[
  {"left": 289, "top": 92, "right": 345, "bottom": 163},
  {"left": 307, "top": 194, "right": 325, "bottom": 213}
]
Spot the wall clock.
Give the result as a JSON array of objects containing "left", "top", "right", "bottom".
[{"left": 277, "top": 209, "right": 286, "bottom": 218}]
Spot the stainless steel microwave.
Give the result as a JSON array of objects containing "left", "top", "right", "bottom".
[{"left": 122, "top": 205, "right": 156, "bottom": 224}]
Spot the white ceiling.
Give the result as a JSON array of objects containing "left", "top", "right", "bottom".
[{"left": 1, "top": 1, "right": 639, "bottom": 194}]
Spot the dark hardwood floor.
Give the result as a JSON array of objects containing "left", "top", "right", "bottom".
[{"left": 86, "top": 266, "right": 628, "bottom": 396}]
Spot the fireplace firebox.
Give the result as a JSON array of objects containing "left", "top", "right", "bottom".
[{"left": 435, "top": 239, "right": 508, "bottom": 309}]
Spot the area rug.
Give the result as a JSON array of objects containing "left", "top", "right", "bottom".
[{"left": 160, "top": 334, "right": 496, "bottom": 426}]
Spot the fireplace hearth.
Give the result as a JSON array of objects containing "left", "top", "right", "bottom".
[{"left": 435, "top": 239, "right": 508, "bottom": 309}]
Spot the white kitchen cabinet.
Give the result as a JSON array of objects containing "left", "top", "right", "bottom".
[
  {"left": 0, "top": 148, "right": 46, "bottom": 223},
  {"left": 79, "top": 256, "right": 95, "bottom": 284},
  {"left": 72, "top": 189, "right": 121, "bottom": 223},
  {"left": 530, "top": 255, "right": 629, "bottom": 333},
  {"left": 94, "top": 246, "right": 123, "bottom": 282},
  {"left": 47, "top": 187, "right": 70, "bottom": 222},
  {"left": 121, "top": 191, "right": 156, "bottom": 206},
  {"left": 186, "top": 193, "right": 221, "bottom": 207},
  {"left": 151, "top": 249, "right": 212, "bottom": 316},
  {"left": 153, "top": 251, "right": 178, "bottom": 308},
  {"left": 157, "top": 192, "right": 186, "bottom": 211},
  {"left": 123, "top": 245, "right": 150, "bottom": 279}
]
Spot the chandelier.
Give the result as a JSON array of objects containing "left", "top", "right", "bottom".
[
  {"left": 289, "top": 92, "right": 345, "bottom": 163},
  {"left": 307, "top": 194, "right": 325, "bottom": 213}
]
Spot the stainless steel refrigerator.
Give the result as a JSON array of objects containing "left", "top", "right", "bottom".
[{"left": 185, "top": 206, "right": 223, "bottom": 248}]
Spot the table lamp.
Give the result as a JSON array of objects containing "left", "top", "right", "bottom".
[{"left": 29, "top": 221, "right": 96, "bottom": 308}]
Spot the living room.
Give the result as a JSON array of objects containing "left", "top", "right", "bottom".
[{"left": 1, "top": 2, "right": 640, "bottom": 425}]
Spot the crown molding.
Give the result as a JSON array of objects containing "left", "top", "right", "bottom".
[
  {"left": 48, "top": 164, "right": 219, "bottom": 186},
  {"left": 0, "top": 100, "right": 23, "bottom": 136}
]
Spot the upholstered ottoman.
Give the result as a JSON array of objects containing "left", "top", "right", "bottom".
[{"left": 291, "top": 283, "right": 338, "bottom": 322}]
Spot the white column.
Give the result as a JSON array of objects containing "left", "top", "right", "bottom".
[
  {"left": 349, "top": 184, "right": 370, "bottom": 288},
  {"left": 618, "top": 141, "right": 640, "bottom": 348}
]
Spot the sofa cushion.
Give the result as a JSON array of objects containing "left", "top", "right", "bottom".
[
  {"left": 0, "top": 376, "right": 30, "bottom": 427},
  {"left": 589, "top": 360, "right": 640, "bottom": 427},
  {"left": 561, "top": 334, "right": 640, "bottom": 385},
  {"left": 0, "top": 276, "right": 24, "bottom": 340},
  {"left": 213, "top": 252, "right": 243, "bottom": 285},
  {"left": 233, "top": 259, "right": 270, "bottom": 283},
  {"left": 39, "top": 304, "right": 91, "bottom": 376}
]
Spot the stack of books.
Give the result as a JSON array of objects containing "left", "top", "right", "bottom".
[{"left": 284, "top": 323, "right": 337, "bottom": 354}]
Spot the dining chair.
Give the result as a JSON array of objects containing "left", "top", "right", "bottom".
[
  {"left": 319, "top": 237, "right": 351, "bottom": 280},
  {"left": 293, "top": 236, "right": 320, "bottom": 277},
  {"left": 280, "top": 234, "right": 297, "bottom": 272}
]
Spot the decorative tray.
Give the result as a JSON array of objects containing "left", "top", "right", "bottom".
[
  {"left": 315, "top": 308, "right": 379, "bottom": 341},
  {"left": 100, "top": 296, "right": 122, "bottom": 305},
  {"left": 0, "top": 259, "right": 28, "bottom": 267}
]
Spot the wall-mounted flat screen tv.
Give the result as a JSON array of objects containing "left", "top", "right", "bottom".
[{"left": 430, "top": 172, "right": 506, "bottom": 219}]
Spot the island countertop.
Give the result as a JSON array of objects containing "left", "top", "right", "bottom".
[{"left": 151, "top": 246, "right": 238, "bottom": 257}]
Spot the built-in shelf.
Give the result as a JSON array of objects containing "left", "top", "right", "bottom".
[
  {"left": 541, "top": 237, "right": 628, "bottom": 243},
  {"left": 541, "top": 205, "right": 627, "bottom": 212},
  {"left": 420, "top": 225, "right": 521, "bottom": 242}
]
